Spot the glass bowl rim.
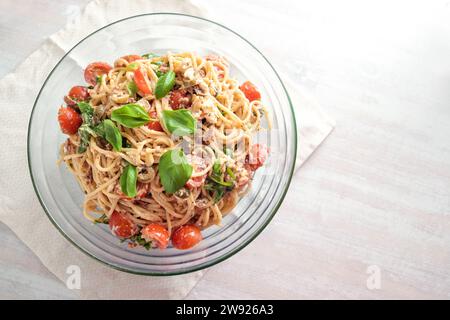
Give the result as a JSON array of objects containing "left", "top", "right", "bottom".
[{"left": 27, "top": 12, "right": 298, "bottom": 276}]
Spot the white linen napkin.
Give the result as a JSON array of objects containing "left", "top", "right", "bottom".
[{"left": 0, "top": 0, "right": 334, "bottom": 299}]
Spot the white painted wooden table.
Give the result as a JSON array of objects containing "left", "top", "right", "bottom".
[{"left": 1, "top": 0, "right": 450, "bottom": 299}]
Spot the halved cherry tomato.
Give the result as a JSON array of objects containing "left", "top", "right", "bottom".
[
  {"left": 134, "top": 68, "right": 152, "bottom": 95},
  {"left": 64, "top": 86, "right": 90, "bottom": 106},
  {"left": 171, "top": 225, "right": 203, "bottom": 250},
  {"left": 169, "top": 89, "right": 191, "bottom": 110},
  {"left": 84, "top": 62, "right": 112, "bottom": 86},
  {"left": 141, "top": 224, "right": 170, "bottom": 249},
  {"left": 58, "top": 106, "right": 82, "bottom": 135},
  {"left": 185, "top": 155, "right": 208, "bottom": 189},
  {"left": 109, "top": 211, "right": 138, "bottom": 238},
  {"left": 121, "top": 55, "right": 142, "bottom": 63},
  {"left": 246, "top": 144, "right": 269, "bottom": 171},
  {"left": 239, "top": 81, "right": 261, "bottom": 102},
  {"left": 147, "top": 110, "right": 164, "bottom": 131}
]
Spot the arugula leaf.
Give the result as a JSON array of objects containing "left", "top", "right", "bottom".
[
  {"left": 78, "top": 101, "right": 93, "bottom": 114},
  {"left": 226, "top": 166, "right": 236, "bottom": 180},
  {"left": 129, "top": 233, "right": 152, "bottom": 250},
  {"left": 103, "top": 119, "right": 122, "bottom": 151},
  {"left": 162, "top": 109, "right": 196, "bottom": 136},
  {"left": 94, "top": 214, "right": 109, "bottom": 224},
  {"left": 158, "top": 149, "right": 193, "bottom": 193},
  {"left": 204, "top": 161, "right": 235, "bottom": 202},
  {"left": 77, "top": 101, "right": 94, "bottom": 125},
  {"left": 77, "top": 125, "right": 93, "bottom": 153},
  {"left": 119, "top": 164, "right": 137, "bottom": 198},
  {"left": 111, "top": 104, "right": 150, "bottom": 128},
  {"left": 204, "top": 182, "right": 226, "bottom": 203},
  {"left": 155, "top": 70, "right": 175, "bottom": 99}
]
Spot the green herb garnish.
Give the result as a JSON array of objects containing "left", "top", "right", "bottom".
[
  {"left": 162, "top": 109, "right": 196, "bottom": 136},
  {"left": 76, "top": 102, "right": 97, "bottom": 153},
  {"left": 158, "top": 149, "right": 193, "bottom": 193},
  {"left": 155, "top": 70, "right": 175, "bottom": 99},
  {"left": 129, "top": 233, "right": 152, "bottom": 250},
  {"left": 77, "top": 125, "right": 93, "bottom": 153},
  {"left": 94, "top": 214, "right": 109, "bottom": 224},
  {"left": 111, "top": 104, "right": 150, "bottom": 128},
  {"left": 103, "top": 119, "right": 122, "bottom": 151},
  {"left": 204, "top": 161, "right": 235, "bottom": 203},
  {"left": 127, "top": 81, "right": 138, "bottom": 96},
  {"left": 119, "top": 164, "right": 138, "bottom": 197}
]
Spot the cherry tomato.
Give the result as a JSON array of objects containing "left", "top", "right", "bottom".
[
  {"left": 246, "top": 144, "right": 269, "bottom": 171},
  {"left": 147, "top": 110, "right": 164, "bottom": 131},
  {"left": 64, "top": 86, "right": 90, "bottom": 106},
  {"left": 134, "top": 68, "right": 152, "bottom": 95},
  {"left": 58, "top": 106, "right": 82, "bottom": 135},
  {"left": 84, "top": 62, "right": 112, "bottom": 86},
  {"left": 171, "top": 225, "right": 203, "bottom": 250},
  {"left": 109, "top": 211, "right": 138, "bottom": 238},
  {"left": 169, "top": 89, "right": 191, "bottom": 110},
  {"left": 121, "top": 55, "right": 142, "bottom": 63},
  {"left": 239, "top": 81, "right": 261, "bottom": 102},
  {"left": 141, "top": 224, "right": 170, "bottom": 249},
  {"left": 185, "top": 155, "right": 207, "bottom": 189}
]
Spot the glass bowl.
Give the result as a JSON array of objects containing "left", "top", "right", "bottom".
[{"left": 27, "top": 13, "right": 297, "bottom": 275}]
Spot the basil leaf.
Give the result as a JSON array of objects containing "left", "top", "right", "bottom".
[
  {"left": 120, "top": 164, "right": 137, "bottom": 197},
  {"left": 103, "top": 119, "right": 122, "bottom": 151},
  {"left": 158, "top": 149, "right": 193, "bottom": 193},
  {"left": 93, "top": 122, "right": 105, "bottom": 137},
  {"left": 155, "top": 70, "right": 175, "bottom": 99},
  {"left": 142, "top": 53, "right": 158, "bottom": 59},
  {"left": 127, "top": 81, "right": 138, "bottom": 96},
  {"left": 162, "top": 109, "right": 196, "bottom": 136},
  {"left": 111, "top": 104, "right": 150, "bottom": 128}
]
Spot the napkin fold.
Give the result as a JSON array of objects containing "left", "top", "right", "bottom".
[{"left": 0, "top": 0, "right": 334, "bottom": 299}]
